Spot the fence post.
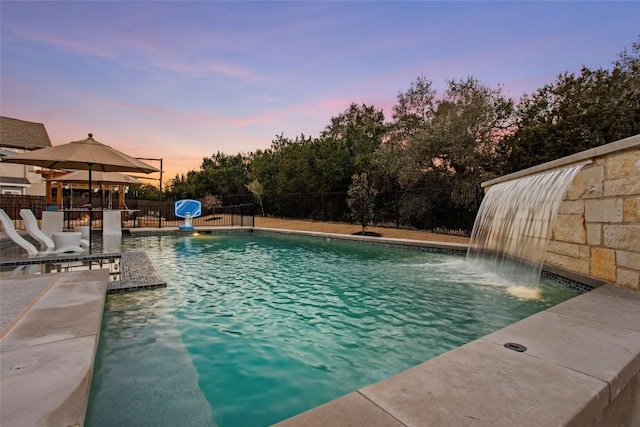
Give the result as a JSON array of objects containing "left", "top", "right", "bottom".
[
  {"left": 158, "top": 159, "right": 163, "bottom": 228},
  {"left": 395, "top": 188, "right": 399, "bottom": 229}
]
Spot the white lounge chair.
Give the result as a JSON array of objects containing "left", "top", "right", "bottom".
[
  {"left": 0, "top": 209, "right": 40, "bottom": 256},
  {"left": 41, "top": 211, "right": 64, "bottom": 238},
  {"left": 19, "top": 209, "right": 84, "bottom": 254},
  {"left": 103, "top": 210, "right": 122, "bottom": 236},
  {"left": 102, "top": 210, "right": 122, "bottom": 252},
  {"left": 41, "top": 210, "right": 89, "bottom": 248},
  {"left": 9, "top": 264, "right": 43, "bottom": 276}
]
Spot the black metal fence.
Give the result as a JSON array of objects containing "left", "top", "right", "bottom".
[
  {"left": 1, "top": 185, "right": 483, "bottom": 236},
  {"left": 0, "top": 195, "right": 254, "bottom": 230},
  {"left": 376, "top": 186, "right": 484, "bottom": 236},
  {"left": 221, "top": 185, "right": 483, "bottom": 236}
]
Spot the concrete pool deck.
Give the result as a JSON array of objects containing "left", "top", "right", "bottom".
[
  {"left": 1, "top": 228, "right": 639, "bottom": 426},
  {"left": 0, "top": 269, "right": 109, "bottom": 427}
]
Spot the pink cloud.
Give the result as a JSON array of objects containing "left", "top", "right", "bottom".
[
  {"left": 7, "top": 23, "right": 117, "bottom": 60},
  {"left": 7, "top": 20, "right": 262, "bottom": 83},
  {"left": 96, "top": 99, "right": 184, "bottom": 121},
  {"left": 90, "top": 97, "right": 274, "bottom": 131}
]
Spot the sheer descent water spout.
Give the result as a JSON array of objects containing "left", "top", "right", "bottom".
[{"left": 467, "top": 163, "right": 587, "bottom": 289}]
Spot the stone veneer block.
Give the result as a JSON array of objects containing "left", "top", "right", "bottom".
[
  {"left": 580, "top": 246, "right": 591, "bottom": 259},
  {"left": 484, "top": 311, "right": 640, "bottom": 400},
  {"left": 360, "top": 339, "right": 608, "bottom": 427},
  {"left": 617, "top": 268, "right": 639, "bottom": 290},
  {"left": 587, "top": 223, "right": 603, "bottom": 246},
  {"left": 560, "top": 200, "right": 585, "bottom": 215},
  {"left": 617, "top": 250, "right": 640, "bottom": 270},
  {"left": 567, "top": 165, "right": 604, "bottom": 200},
  {"left": 273, "top": 392, "right": 405, "bottom": 427},
  {"left": 591, "top": 248, "right": 617, "bottom": 282},
  {"left": 553, "top": 214, "right": 586, "bottom": 243},
  {"left": 548, "top": 241, "right": 583, "bottom": 258},
  {"left": 605, "top": 148, "right": 640, "bottom": 180},
  {"left": 624, "top": 197, "right": 640, "bottom": 223},
  {"left": 605, "top": 177, "right": 640, "bottom": 197},
  {"left": 585, "top": 199, "right": 624, "bottom": 223},
  {"left": 603, "top": 224, "right": 640, "bottom": 252},
  {"left": 546, "top": 252, "right": 590, "bottom": 275}
]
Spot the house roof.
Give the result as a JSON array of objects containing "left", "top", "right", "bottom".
[
  {"left": 0, "top": 176, "right": 31, "bottom": 186},
  {"left": 0, "top": 116, "right": 52, "bottom": 150}
]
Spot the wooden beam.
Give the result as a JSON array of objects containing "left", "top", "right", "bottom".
[{"left": 56, "top": 181, "right": 62, "bottom": 209}]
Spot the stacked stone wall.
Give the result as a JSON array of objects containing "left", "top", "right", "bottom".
[
  {"left": 482, "top": 135, "right": 640, "bottom": 291},
  {"left": 547, "top": 140, "right": 639, "bottom": 290}
]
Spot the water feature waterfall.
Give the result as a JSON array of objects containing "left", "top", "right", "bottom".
[{"left": 467, "top": 163, "right": 587, "bottom": 290}]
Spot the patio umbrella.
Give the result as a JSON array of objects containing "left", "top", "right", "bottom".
[
  {"left": 2, "top": 133, "right": 160, "bottom": 252},
  {"left": 57, "top": 170, "right": 143, "bottom": 186}
]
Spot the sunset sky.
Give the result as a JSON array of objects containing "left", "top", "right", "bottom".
[{"left": 1, "top": 1, "right": 638, "bottom": 183}]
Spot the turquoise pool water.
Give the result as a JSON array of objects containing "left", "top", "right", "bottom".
[{"left": 86, "top": 232, "right": 580, "bottom": 426}]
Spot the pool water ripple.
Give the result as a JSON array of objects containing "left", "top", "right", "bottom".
[{"left": 88, "top": 232, "right": 580, "bottom": 427}]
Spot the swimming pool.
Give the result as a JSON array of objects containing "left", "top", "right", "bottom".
[{"left": 86, "top": 231, "right": 580, "bottom": 426}]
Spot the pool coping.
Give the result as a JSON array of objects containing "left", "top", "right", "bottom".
[{"left": 1, "top": 229, "right": 637, "bottom": 426}]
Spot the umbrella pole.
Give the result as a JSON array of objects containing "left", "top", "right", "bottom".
[{"left": 88, "top": 168, "right": 92, "bottom": 255}]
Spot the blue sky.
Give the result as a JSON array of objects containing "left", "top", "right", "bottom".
[{"left": 1, "top": 1, "right": 638, "bottom": 180}]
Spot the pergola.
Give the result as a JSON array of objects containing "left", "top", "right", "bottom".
[{"left": 42, "top": 170, "right": 141, "bottom": 210}]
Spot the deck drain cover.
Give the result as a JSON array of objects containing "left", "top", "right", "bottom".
[{"left": 504, "top": 342, "right": 527, "bottom": 352}]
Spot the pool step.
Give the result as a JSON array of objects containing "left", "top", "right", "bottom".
[{"left": 107, "top": 251, "right": 167, "bottom": 293}]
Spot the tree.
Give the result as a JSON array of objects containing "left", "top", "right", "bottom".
[
  {"left": 347, "top": 173, "right": 378, "bottom": 233},
  {"left": 202, "top": 194, "right": 222, "bottom": 215},
  {"left": 312, "top": 137, "right": 353, "bottom": 193},
  {"left": 247, "top": 180, "right": 265, "bottom": 216},
  {"left": 504, "top": 38, "right": 640, "bottom": 172},
  {"left": 390, "top": 75, "right": 437, "bottom": 138},
  {"left": 608, "top": 39, "right": 640, "bottom": 140},
  {"left": 166, "top": 152, "right": 250, "bottom": 199},
  {"left": 374, "top": 76, "right": 438, "bottom": 191},
  {"left": 387, "top": 76, "right": 514, "bottom": 188},
  {"left": 165, "top": 171, "right": 199, "bottom": 199},
  {"left": 199, "top": 152, "right": 250, "bottom": 196},
  {"left": 129, "top": 183, "right": 161, "bottom": 200},
  {"left": 248, "top": 147, "right": 278, "bottom": 194},
  {"left": 321, "top": 103, "right": 387, "bottom": 176},
  {"left": 273, "top": 134, "right": 316, "bottom": 193}
]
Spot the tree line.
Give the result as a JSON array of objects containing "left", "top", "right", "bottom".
[{"left": 159, "top": 40, "right": 638, "bottom": 205}]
